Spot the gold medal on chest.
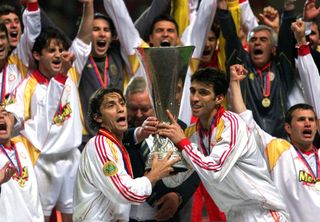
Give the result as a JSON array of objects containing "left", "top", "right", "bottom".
[{"left": 261, "top": 97, "right": 271, "bottom": 108}]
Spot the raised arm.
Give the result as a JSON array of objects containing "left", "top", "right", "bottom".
[
  {"left": 75, "top": 0, "right": 94, "bottom": 45},
  {"left": 14, "top": 0, "right": 41, "bottom": 70},
  {"left": 103, "top": 0, "right": 146, "bottom": 76},
  {"left": 239, "top": 0, "right": 258, "bottom": 34},
  {"left": 134, "top": 0, "right": 171, "bottom": 41},
  {"left": 292, "top": 20, "right": 320, "bottom": 133}
]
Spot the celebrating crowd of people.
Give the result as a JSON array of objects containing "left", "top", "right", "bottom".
[{"left": 0, "top": 0, "right": 320, "bottom": 222}]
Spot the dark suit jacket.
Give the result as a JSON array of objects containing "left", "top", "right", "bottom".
[{"left": 123, "top": 120, "right": 200, "bottom": 222}]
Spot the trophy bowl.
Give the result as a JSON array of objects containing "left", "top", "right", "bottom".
[{"left": 136, "top": 46, "right": 195, "bottom": 172}]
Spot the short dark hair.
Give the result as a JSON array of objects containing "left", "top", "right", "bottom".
[
  {"left": 211, "top": 22, "right": 220, "bottom": 39},
  {"left": 0, "top": 23, "right": 9, "bottom": 39},
  {"left": 150, "top": 14, "right": 179, "bottom": 36},
  {"left": 191, "top": 67, "right": 228, "bottom": 96},
  {"left": 0, "top": 3, "right": 22, "bottom": 19},
  {"left": 32, "top": 27, "right": 70, "bottom": 67},
  {"left": 32, "top": 27, "right": 70, "bottom": 54},
  {"left": 88, "top": 88, "right": 125, "bottom": 130},
  {"left": 285, "top": 103, "right": 316, "bottom": 125},
  {"left": 94, "top": 13, "right": 116, "bottom": 37}
]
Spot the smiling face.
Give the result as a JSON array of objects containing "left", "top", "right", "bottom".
[
  {"left": 189, "top": 81, "right": 223, "bottom": 129},
  {"left": 149, "top": 20, "right": 179, "bottom": 47},
  {"left": 0, "top": 13, "right": 21, "bottom": 48},
  {"left": 0, "top": 108, "right": 15, "bottom": 146},
  {"left": 91, "top": 18, "right": 112, "bottom": 58},
  {"left": 94, "top": 92, "right": 128, "bottom": 139},
  {"left": 33, "top": 39, "right": 65, "bottom": 79},
  {"left": 248, "top": 29, "right": 275, "bottom": 68},
  {"left": 285, "top": 109, "right": 318, "bottom": 151}
]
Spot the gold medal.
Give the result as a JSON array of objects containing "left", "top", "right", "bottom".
[
  {"left": 249, "top": 73, "right": 255, "bottom": 80},
  {"left": 315, "top": 181, "right": 320, "bottom": 191},
  {"left": 261, "top": 98, "right": 271, "bottom": 108}
]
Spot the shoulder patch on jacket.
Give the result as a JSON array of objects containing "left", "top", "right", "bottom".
[
  {"left": 185, "top": 124, "right": 197, "bottom": 138},
  {"left": 265, "top": 138, "right": 291, "bottom": 171}
]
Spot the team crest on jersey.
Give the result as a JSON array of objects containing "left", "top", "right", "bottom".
[
  {"left": 109, "top": 64, "right": 118, "bottom": 77},
  {"left": 9, "top": 74, "right": 16, "bottom": 82},
  {"left": 103, "top": 161, "right": 118, "bottom": 176},
  {"left": 53, "top": 103, "right": 72, "bottom": 125},
  {"left": 13, "top": 166, "right": 29, "bottom": 188}
]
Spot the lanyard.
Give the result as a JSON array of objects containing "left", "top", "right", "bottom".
[
  {"left": 98, "top": 128, "right": 133, "bottom": 177},
  {"left": 255, "top": 63, "right": 271, "bottom": 98},
  {"left": 89, "top": 55, "right": 109, "bottom": 88},
  {"left": 0, "top": 65, "right": 7, "bottom": 102},
  {"left": 198, "top": 118, "right": 215, "bottom": 156},
  {"left": 293, "top": 145, "right": 319, "bottom": 180},
  {"left": 197, "top": 106, "right": 225, "bottom": 156},
  {"left": 0, "top": 144, "right": 21, "bottom": 176}
]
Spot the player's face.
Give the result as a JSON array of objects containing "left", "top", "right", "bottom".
[
  {"left": 248, "top": 30, "right": 275, "bottom": 68},
  {"left": 0, "top": 31, "right": 9, "bottom": 62},
  {"left": 33, "top": 39, "right": 65, "bottom": 79},
  {"left": 0, "top": 108, "right": 15, "bottom": 147},
  {"left": 0, "top": 13, "right": 21, "bottom": 48},
  {"left": 190, "top": 81, "right": 223, "bottom": 122},
  {"left": 201, "top": 30, "right": 218, "bottom": 64},
  {"left": 95, "top": 93, "right": 128, "bottom": 138},
  {"left": 149, "top": 20, "right": 179, "bottom": 47},
  {"left": 91, "top": 18, "right": 112, "bottom": 57},
  {"left": 285, "top": 109, "right": 318, "bottom": 149},
  {"left": 127, "top": 89, "right": 154, "bottom": 127}
]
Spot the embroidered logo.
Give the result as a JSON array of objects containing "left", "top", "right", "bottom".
[
  {"left": 299, "top": 170, "right": 320, "bottom": 190},
  {"left": 103, "top": 161, "right": 118, "bottom": 176},
  {"left": 9, "top": 74, "right": 16, "bottom": 82},
  {"left": 53, "top": 103, "right": 72, "bottom": 125}
]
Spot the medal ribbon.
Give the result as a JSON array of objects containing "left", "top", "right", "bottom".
[
  {"left": 1, "top": 65, "right": 7, "bottom": 102},
  {"left": 89, "top": 55, "right": 109, "bottom": 88},
  {"left": 256, "top": 63, "right": 271, "bottom": 98},
  {"left": 98, "top": 128, "right": 133, "bottom": 177},
  {"left": 293, "top": 145, "right": 319, "bottom": 181},
  {"left": 0, "top": 144, "right": 22, "bottom": 176},
  {"left": 196, "top": 106, "right": 224, "bottom": 156}
]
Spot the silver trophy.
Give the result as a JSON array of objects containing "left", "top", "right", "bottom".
[{"left": 136, "top": 46, "right": 195, "bottom": 172}]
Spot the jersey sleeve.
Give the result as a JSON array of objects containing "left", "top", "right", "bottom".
[
  {"left": 297, "top": 45, "right": 320, "bottom": 133},
  {"left": 177, "top": 113, "right": 249, "bottom": 182},
  {"left": 68, "top": 37, "right": 92, "bottom": 85},
  {"left": 16, "top": 3, "right": 41, "bottom": 70},
  {"left": 87, "top": 136, "right": 152, "bottom": 204},
  {"left": 239, "top": 110, "right": 275, "bottom": 151}
]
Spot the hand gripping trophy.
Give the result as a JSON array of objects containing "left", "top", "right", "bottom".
[{"left": 136, "top": 46, "right": 194, "bottom": 172}]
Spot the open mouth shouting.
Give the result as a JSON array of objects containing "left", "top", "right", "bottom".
[
  {"left": 0, "top": 121, "right": 8, "bottom": 134},
  {"left": 160, "top": 40, "right": 171, "bottom": 47}
]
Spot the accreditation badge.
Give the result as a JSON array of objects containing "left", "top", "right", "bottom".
[{"left": 103, "top": 161, "right": 118, "bottom": 176}]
